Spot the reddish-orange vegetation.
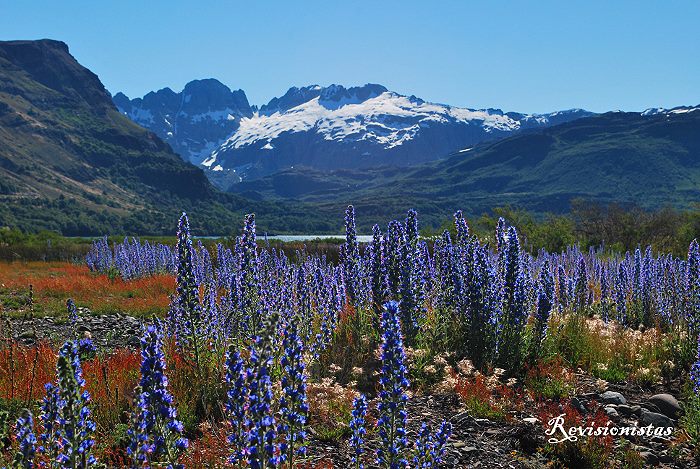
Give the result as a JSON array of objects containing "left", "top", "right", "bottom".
[
  {"left": 183, "top": 422, "right": 232, "bottom": 467},
  {"left": 453, "top": 372, "right": 520, "bottom": 421},
  {"left": 83, "top": 348, "right": 142, "bottom": 427},
  {"left": 0, "top": 341, "right": 141, "bottom": 419},
  {"left": 0, "top": 340, "right": 142, "bottom": 464},
  {"left": 0, "top": 341, "right": 55, "bottom": 402},
  {"left": 0, "top": 261, "right": 173, "bottom": 316}
]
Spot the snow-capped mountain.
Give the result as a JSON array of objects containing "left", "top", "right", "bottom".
[
  {"left": 114, "top": 82, "right": 594, "bottom": 182},
  {"left": 113, "top": 79, "right": 253, "bottom": 164},
  {"left": 640, "top": 105, "right": 700, "bottom": 116},
  {"left": 200, "top": 84, "right": 594, "bottom": 182}
]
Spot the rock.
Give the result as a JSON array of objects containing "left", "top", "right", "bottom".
[
  {"left": 523, "top": 417, "right": 539, "bottom": 425},
  {"left": 604, "top": 406, "right": 619, "bottom": 419},
  {"left": 647, "top": 394, "right": 681, "bottom": 420},
  {"left": 640, "top": 451, "right": 659, "bottom": 466},
  {"left": 617, "top": 404, "right": 633, "bottom": 416},
  {"left": 19, "top": 329, "right": 36, "bottom": 339},
  {"left": 640, "top": 409, "right": 674, "bottom": 428},
  {"left": 641, "top": 402, "right": 662, "bottom": 414},
  {"left": 571, "top": 397, "right": 587, "bottom": 413},
  {"left": 77, "top": 325, "right": 91, "bottom": 332},
  {"left": 600, "top": 391, "right": 626, "bottom": 405},
  {"left": 630, "top": 405, "right": 642, "bottom": 416},
  {"left": 451, "top": 411, "right": 474, "bottom": 427}
]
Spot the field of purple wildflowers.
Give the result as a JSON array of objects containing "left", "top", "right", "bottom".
[{"left": 2, "top": 206, "right": 700, "bottom": 467}]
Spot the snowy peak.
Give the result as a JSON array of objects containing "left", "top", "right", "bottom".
[
  {"left": 201, "top": 85, "right": 595, "bottom": 181},
  {"left": 258, "top": 83, "right": 389, "bottom": 116},
  {"left": 113, "top": 79, "right": 253, "bottom": 163},
  {"left": 318, "top": 83, "right": 388, "bottom": 107},
  {"left": 115, "top": 79, "right": 597, "bottom": 184},
  {"left": 641, "top": 105, "right": 700, "bottom": 116},
  {"left": 259, "top": 85, "right": 323, "bottom": 115}
]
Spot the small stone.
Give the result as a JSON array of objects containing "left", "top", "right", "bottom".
[
  {"left": 639, "top": 451, "right": 659, "bottom": 466},
  {"left": 571, "top": 397, "right": 587, "bottom": 413},
  {"left": 617, "top": 404, "right": 633, "bottom": 416},
  {"left": 19, "top": 329, "right": 36, "bottom": 339},
  {"left": 523, "top": 417, "right": 539, "bottom": 425},
  {"left": 600, "top": 391, "right": 626, "bottom": 405},
  {"left": 630, "top": 405, "right": 642, "bottom": 416},
  {"left": 77, "top": 325, "right": 91, "bottom": 332},
  {"left": 647, "top": 394, "right": 681, "bottom": 420},
  {"left": 640, "top": 409, "right": 674, "bottom": 428},
  {"left": 604, "top": 406, "right": 619, "bottom": 419}
]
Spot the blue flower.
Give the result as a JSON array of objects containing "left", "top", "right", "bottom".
[
  {"left": 278, "top": 318, "right": 309, "bottom": 466},
  {"left": 38, "top": 383, "right": 61, "bottom": 462},
  {"left": 245, "top": 313, "right": 280, "bottom": 469},
  {"left": 13, "top": 409, "right": 37, "bottom": 468},
  {"left": 376, "top": 301, "right": 409, "bottom": 469},
  {"left": 691, "top": 334, "right": 700, "bottom": 394},
  {"left": 533, "top": 258, "right": 554, "bottom": 356},
  {"left": 128, "top": 322, "right": 187, "bottom": 467},
  {"left": 225, "top": 346, "right": 249, "bottom": 464},
  {"left": 66, "top": 298, "right": 78, "bottom": 324},
  {"left": 350, "top": 394, "right": 368, "bottom": 469},
  {"left": 54, "top": 340, "right": 97, "bottom": 467}
]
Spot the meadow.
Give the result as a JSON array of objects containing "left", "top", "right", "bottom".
[{"left": 1, "top": 207, "right": 700, "bottom": 468}]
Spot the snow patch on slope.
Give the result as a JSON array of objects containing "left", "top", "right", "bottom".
[{"left": 204, "top": 91, "right": 531, "bottom": 167}]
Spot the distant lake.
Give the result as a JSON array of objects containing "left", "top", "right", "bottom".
[
  {"left": 264, "top": 235, "right": 373, "bottom": 243},
  {"left": 71, "top": 235, "right": 374, "bottom": 242},
  {"left": 198, "top": 235, "right": 374, "bottom": 243}
]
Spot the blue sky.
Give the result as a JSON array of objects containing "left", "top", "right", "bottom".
[{"left": 1, "top": 1, "right": 698, "bottom": 113}]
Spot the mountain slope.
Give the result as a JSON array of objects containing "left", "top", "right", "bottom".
[
  {"left": 0, "top": 39, "right": 288, "bottom": 235},
  {"left": 229, "top": 107, "right": 700, "bottom": 229},
  {"left": 113, "top": 79, "right": 253, "bottom": 164}
]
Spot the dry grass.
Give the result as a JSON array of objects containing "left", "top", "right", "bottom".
[{"left": 0, "top": 261, "right": 173, "bottom": 317}]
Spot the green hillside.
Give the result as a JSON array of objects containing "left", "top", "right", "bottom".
[
  {"left": 0, "top": 39, "right": 322, "bottom": 235},
  {"left": 231, "top": 109, "right": 700, "bottom": 229}
]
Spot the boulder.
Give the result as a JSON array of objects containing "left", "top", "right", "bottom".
[
  {"left": 600, "top": 391, "right": 626, "bottom": 405},
  {"left": 647, "top": 394, "right": 681, "bottom": 420},
  {"left": 640, "top": 409, "right": 674, "bottom": 428}
]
